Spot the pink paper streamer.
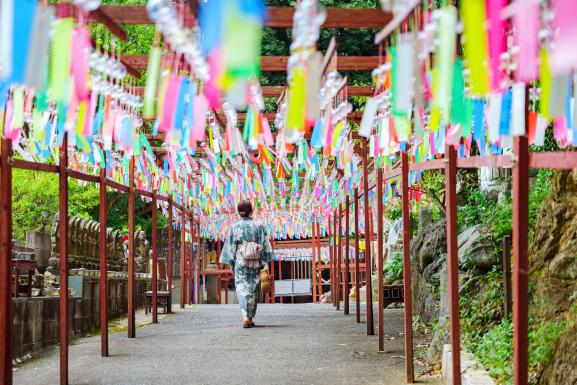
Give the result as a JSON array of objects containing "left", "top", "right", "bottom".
[
  {"left": 513, "top": 0, "right": 539, "bottom": 82},
  {"left": 71, "top": 26, "right": 90, "bottom": 101},
  {"left": 550, "top": 0, "right": 577, "bottom": 74},
  {"left": 262, "top": 115, "right": 274, "bottom": 147},
  {"left": 487, "top": 0, "right": 506, "bottom": 91},
  {"left": 191, "top": 94, "right": 208, "bottom": 142}
]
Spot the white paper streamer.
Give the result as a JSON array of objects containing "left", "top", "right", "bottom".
[
  {"left": 535, "top": 114, "right": 548, "bottom": 146},
  {"left": 0, "top": 0, "right": 14, "bottom": 80},
  {"left": 511, "top": 83, "right": 526, "bottom": 136},
  {"left": 395, "top": 33, "right": 416, "bottom": 113},
  {"left": 488, "top": 93, "right": 502, "bottom": 143},
  {"left": 359, "top": 97, "right": 378, "bottom": 137}
]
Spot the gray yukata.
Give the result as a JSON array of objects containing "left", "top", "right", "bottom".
[{"left": 219, "top": 218, "right": 274, "bottom": 318}]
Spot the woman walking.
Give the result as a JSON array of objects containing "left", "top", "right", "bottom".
[{"left": 219, "top": 199, "right": 274, "bottom": 328}]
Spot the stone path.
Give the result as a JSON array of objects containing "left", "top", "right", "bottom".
[{"left": 14, "top": 304, "right": 441, "bottom": 385}]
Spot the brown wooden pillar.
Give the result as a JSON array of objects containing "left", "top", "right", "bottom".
[
  {"left": 362, "top": 139, "right": 374, "bottom": 335},
  {"left": 278, "top": 259, "right": 283, "bottom": 303},
  {"left": 344, "top": 195, "right": 350, "bottom": 315},
  {"left": 59, "top": 134, "right": 70, "bottom": 385},
  {"left": 99, "top": 156, "right": 108, "bottom": 356},
  {"left": 180, "top": 210, "right": 186, "bottom": 308},
  {"left": 316, "top": 222, "right": 322, "bottom": 301},
  {"left": 188, "top": 212, "right": 194, "bottom": 306},
  {"left": 337, "top": 206, "right": 342, "bottom": 311},
  {"left": 167, "top": 199, "right": 173, "bottom": 312},
  {"left": 312, "top": 221, "right": 317, "bottom": 303},
  {"left": 354, "top": 188, "right": 361, "bottom": 324},
  {"left": 377, "top": 166, "right": 384, "bottom": 351},
  {"left": 0, "top": 138, "right": 13, "bottom": 385},
  {"left": 196, "top": 222, "right": 201, "bottom": 305},
  {"left": 513, "top": 135, "right": 529, "bottom": 385},
  {"left": 151, "top": 191, "right": 158, "bottom": 324},
  {"left": 127, "top": 156, "right": 136, "bottom": 338},
  {"left": 445, "top": 145, "right": 461, "bottom": 385},
  {"left": 401, "top": 151, "right": 414, "bottom": 382},
  {"left": 270, "top": 259, "right": 276, "bottom": 304}
]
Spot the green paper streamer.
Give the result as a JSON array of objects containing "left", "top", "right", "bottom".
[
  {"left": 49, "top": 18, "right": 73, "bottom": 103},
  {"left": 143, "top": 46, "right": 162, "bottom": 119},
  {"left": 433, "top": 6, "right": 457, "bottom": 125},
  {"left": 12, "top": 87, "right": 24, "bottom": 129}
]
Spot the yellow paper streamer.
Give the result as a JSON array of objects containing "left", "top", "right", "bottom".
[{"left": 461, "top": 0, "right": 490, "bottom": 96}]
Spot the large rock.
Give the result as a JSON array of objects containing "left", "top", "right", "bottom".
[
  {"left": 411, "top": 219, "right": 447, "bottom": 272},
  {"left": 539, "top": 324, "right": 577, "bottom": 385},
  {"left": 527, "top": 171, "right": 577, "bottom": 383},
  {"left": 457, "top": 225, "right": 498, "bottom": 271}
]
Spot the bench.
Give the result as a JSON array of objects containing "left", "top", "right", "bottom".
[{"left": 144, "top": 291, "right": 171, "bottom": 315}]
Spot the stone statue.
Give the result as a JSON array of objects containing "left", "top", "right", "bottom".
[{"left": 134, "top": 230, "right": 150, "bottom": 273}]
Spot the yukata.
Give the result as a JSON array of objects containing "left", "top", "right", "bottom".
[{"left": 219, "top": 217, "right": 274, "bottom": 318}]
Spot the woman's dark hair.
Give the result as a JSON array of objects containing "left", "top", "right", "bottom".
[{"left": 237, "top": 198, "right": 253, "bottom": 218}]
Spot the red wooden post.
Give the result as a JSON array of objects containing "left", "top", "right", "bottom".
[
  {"left": 167, "top": 199, "right": 173, "bottom": 312},
  {"left": 270, "top": 259, "right": 276, "bottom": 304},
  {"left": 217, "top": 240, "right": 222, "bottom": 304},
  {"left": 127, "top": 156, "right": 136, "bottom": 338},
  {"left": 196, "top": 222, "right": 201, "bottom": 305},
  {"left": 445, "top": 144, "right": 461, "bottom": 385},
  {"left": 401, "top": 151, "right": 414, "bottom": 382},
  {"left": 354, "top": 188, "right": 361, "bottom": 323},
  {"left": 187, "top": 209, "right": 196, "bottom": 305},
  {"left": 344, "top": 195, "right": 350, "bottom": 315},
  {"left": 312, "top": 221, "right": 317, "bottom": 303},
  {"left": 278, "top": 259, "right": 283, "bottom": 303},
  {"left": 362, "top": 138, "right": 374, "bottom": 335},
  {"left": 328, "top": 216, "right": 333, "bottom": 305},
  {"left": 337, "top": 206, "right": 342, "bottom": 311},
  {"left": 151, "top": 191, "right": 158, "bottom": 324},
  {"left": 59, "top": 134, "right": 70, "bottom": 385},
  {"left": 316, "top": 222, "right": 322, "bottom": 302},
  {"left": 99, "top": 157, "right": 108, "bottom": 356},
  {"left": 180, "top": 210, "right": 186, "bottom": 308},
  {"left": 513, "top": 135, "right": 529, "bottom": 385},
  {"left": 291, "top": 259, "right": 295, "bottom": 303},
  {"left": 0, "top": 138, "right": 14, "bottom": 385},
  {"left": 377, "top": 165, "right": 384, "bottom": 351}
]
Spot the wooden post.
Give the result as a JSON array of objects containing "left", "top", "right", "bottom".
[
  {"left": 337, "top": 206, "right": 342, "bottom": 311},
  {"left": 513, "top": 135, "right": 529, "bottom": 385},
  {"left": 59, "top": 134, "right": 70, "bottom": 385},
  {"left": 271, "top": 259, "right": 276, "bottom": 304},
  {"left": 502, "top": 235, "right": 512, "bottom": 318},
  {"left": 312, "top": 221, "right": 317, "bottom": 303},
  {"left": 316, "top": 222, "right": 322, "bottom": 301},
  {"left": 354, "top": 188, "right": 361, "bottom": 323},
  {"left": 362, "top": 139, "right": 374, "bottom": 335},
  {"left": 180, "top": 210, "right": 186, "bottom": 308},
  {"left": 151, "top": 191, "right": 158, "bottom": 324},
  {"left": 196, "top": 222, "right": 201, "bottom": 305},
  {"left": 127, "top": 156, "right": 136, "bottom": 338},
  {"left": 99, "top": 157, "right": 108, "bottom": 356},
  {"left": 344, "top": 195, "right": 350, "bottom": 315},
  {"left": 187, "top": 209, "right": 196, "bottom": 305},
  {"left": 401, "top": 151, "right": 414, "bottom": 382},
  {"left": 377, "top": 166, "right": 384, "bottom": 352},
  {"left": 167, "top": 199, "right": 173, "bottom": 313},
  {"left": 217, "top": 240, "right": 222, "bottom": 304},
  {"left": 0, "top": 138, "right": 13, "bottom": 385},
  {"left": 328, "top": 216, "right": 334, "bottom": 306},
  {"left": 278, "top": 259, "right": 283, "bottom": 303},
  {"left": 445, "top": 145, "right": 461, "bottom": 385}
]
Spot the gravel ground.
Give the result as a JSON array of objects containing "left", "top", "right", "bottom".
[{"left": 14, "top": 303, "right": 441, "bottom": 385}]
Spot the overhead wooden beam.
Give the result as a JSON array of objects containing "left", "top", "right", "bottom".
[
  {"left": 134, "top": 85, "right": 373, "bottom": 97},
  {"left": 83, "top": 6, "right": 391, "bottom": 28},
  {"left": 122, "top": 55, "right": 379, "bottom": 72}
]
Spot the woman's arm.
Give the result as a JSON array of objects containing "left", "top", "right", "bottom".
[
  {"left": 259, "top": 225, "right": 274, "bottom": 267},
  {"left": 219, "top": 227, "right": 235, "bottom": 267}
]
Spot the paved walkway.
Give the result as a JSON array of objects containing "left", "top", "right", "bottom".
[{"left": 14, "top": 304, "right": 441, "bottom": 385}]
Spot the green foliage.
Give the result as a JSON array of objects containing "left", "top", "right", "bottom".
[
  {"left": 12, "top": 168, "right": 166, "bottom": 241},
  {"left": 12, "top": 169, "right": 100, "bottom": 239},
  {"left": 467, "top": 318, "right": 567, "bottom": 385},
  {"left": 528, "top": 169, "right": 554, "bottom": 228},
  {"left": 386, "top": 198, "right": 402, "bottom": 221},
  {"left": 384, "top": 255, "right": 403, "bottom": 283}
]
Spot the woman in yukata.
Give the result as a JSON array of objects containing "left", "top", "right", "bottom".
[{"left": 219, "top": 198, "right": 274, "bottom": 328}]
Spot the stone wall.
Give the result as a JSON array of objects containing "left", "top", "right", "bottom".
[{"left": 12, "top": 276, "right": 152, "bottom": 359}]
